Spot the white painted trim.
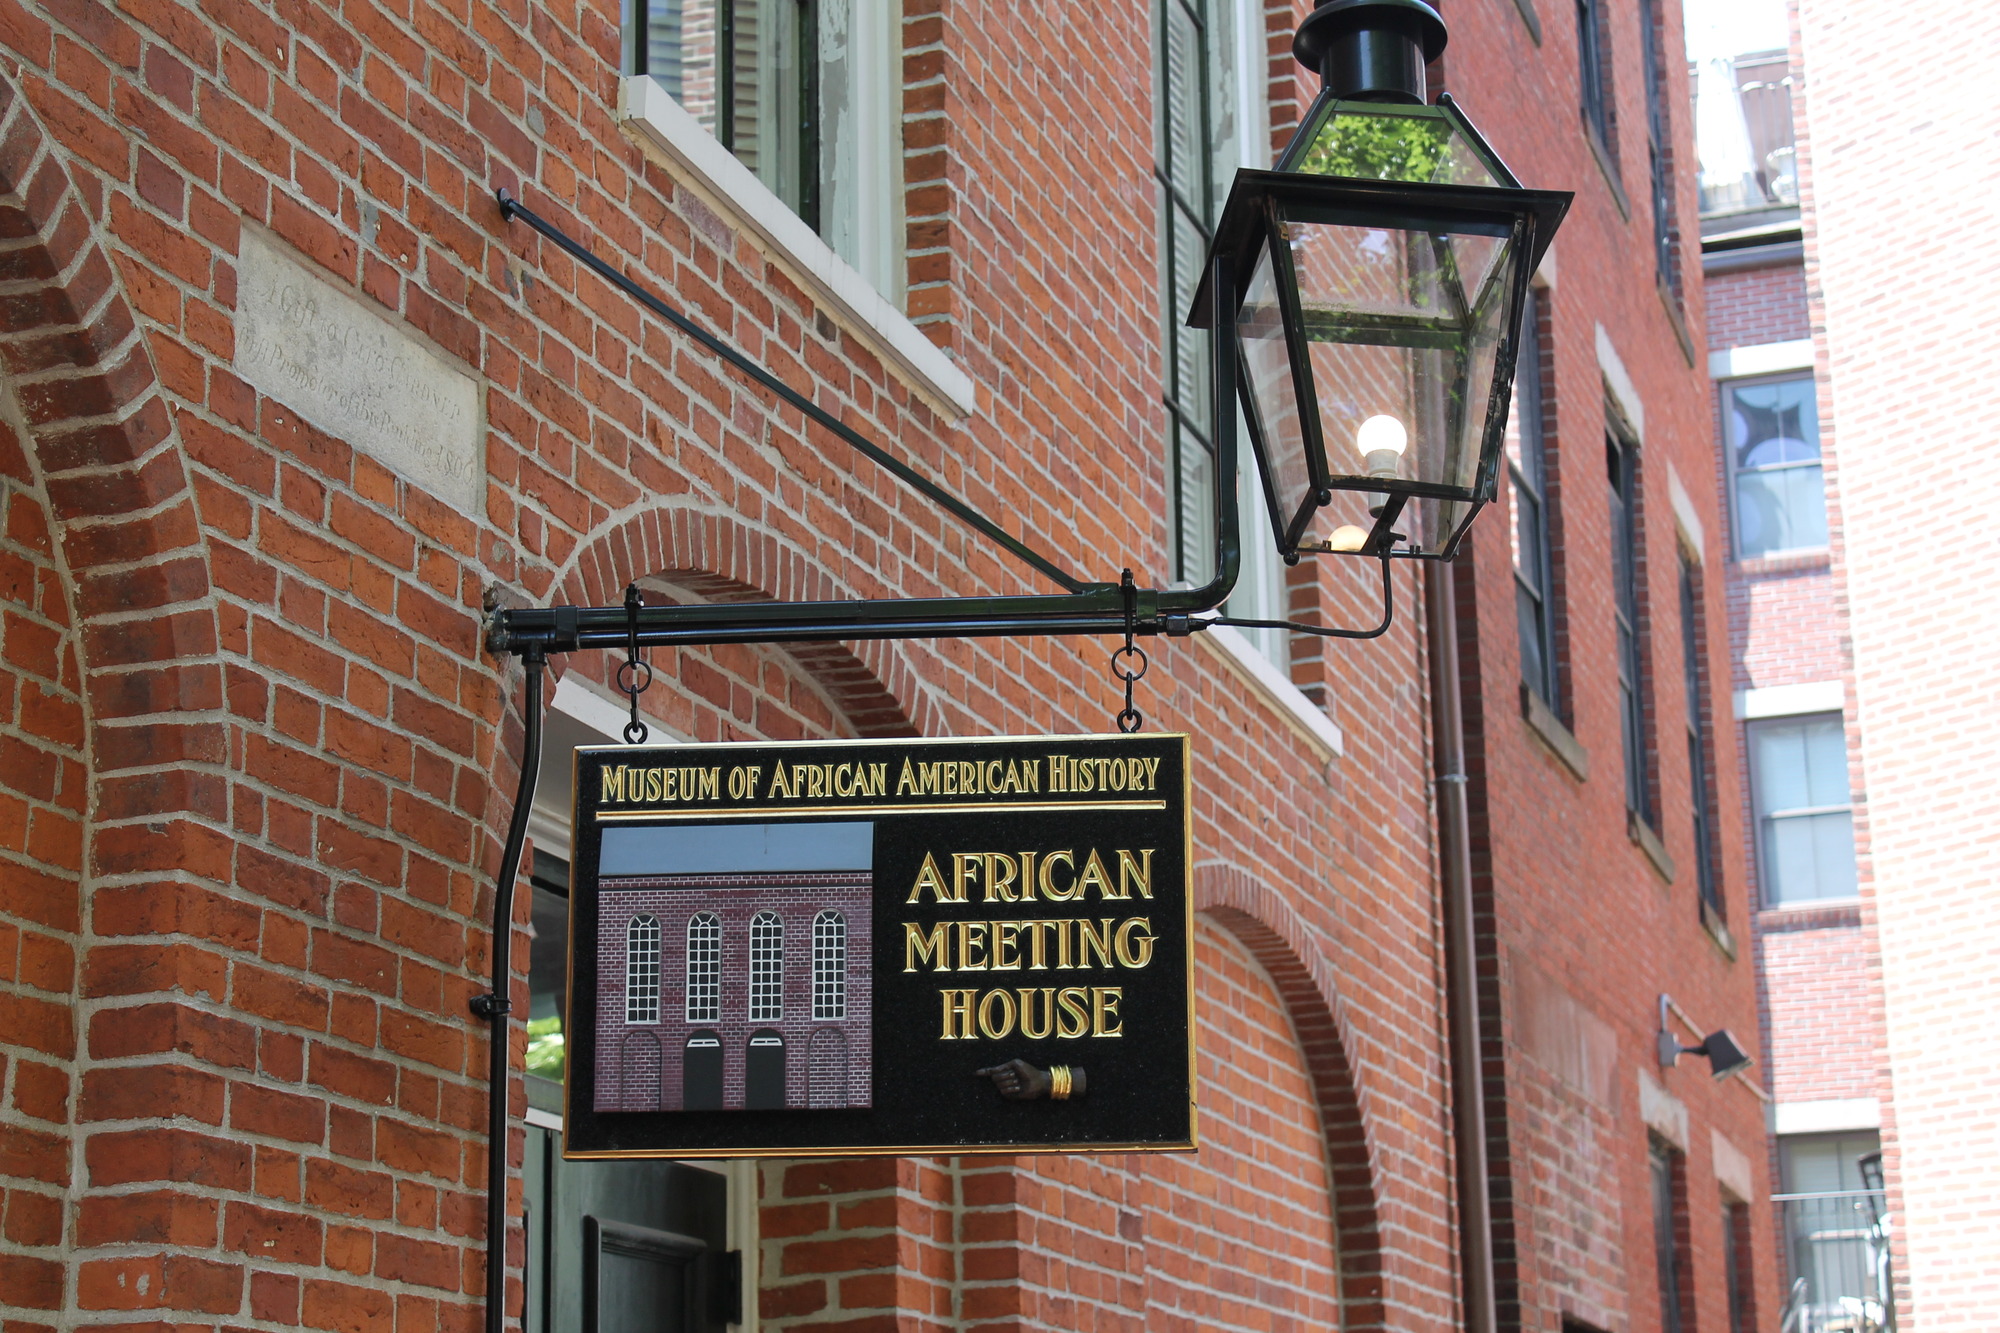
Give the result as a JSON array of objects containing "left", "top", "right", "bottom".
[
  {"left": 1775, "top": 1097, "right": 1880, "bottom": 1135},
  {"left": 1193, "top": 622, "right": 1345, "bottom": 760},
  {"left": 725, "top": 1159, "right": 761, "bottom": 1332},
  {"left": 1667, "top": 461, "right": 1705, "bottom": 561},
  {"left": 1535, "top": 240, "right": 1557, "bottom": 290},
  {"left": 552, "top": 672, "right": 646, "bottom": 741},
  {"left": 1710, "top": 338, "right": 1815, "bottom": 381},
  {"left": 619, "top": 76, "right": 977, "bottom": 420},
  {"left": 1595, "top": 323, "right": 1644, "bottom": 440},
  {"left": 1639, "top": 1067, "right": 1689, "bottom": 1149},
  {"left": 1736, "top": 679, "right": 1844, "bottom": 720},
  {"left": 1712, "top": 1128, "right": 1755, "bottom": 1203},
  {"left": 525, "top": 1106, "right": 564, "bottom": 1131}
]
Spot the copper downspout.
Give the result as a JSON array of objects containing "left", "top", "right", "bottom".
[{"left": 1427, "top": 560, "right": 1498, "bottom": 1333}]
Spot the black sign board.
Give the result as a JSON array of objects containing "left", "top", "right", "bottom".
[{"left": 563, "top": 734, "right": 1193, "bottom": 1158}]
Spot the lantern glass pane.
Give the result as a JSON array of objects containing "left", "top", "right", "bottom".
[
  {"left": 1237, "top": 241, "right": 1316, "bottom": 536},
  {"left": 1283, "top": 213, "right": 1518, "bottom": 514},
  {"left": 1289, "top": 102, "right": 1511, "bottom": 190}
]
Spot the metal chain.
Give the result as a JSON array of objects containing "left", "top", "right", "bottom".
[
  {"left": 616, "top": 583, "right": 653, "bottom": 744},
  {"left": 1111, "top": 569, "right": 1148, "bottom": 733}
]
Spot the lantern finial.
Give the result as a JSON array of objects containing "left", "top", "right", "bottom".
[{"left": 1294, "top": 0, "right": 1448, "bottom": 104}]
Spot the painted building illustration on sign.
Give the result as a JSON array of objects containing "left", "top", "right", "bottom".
[{"left": 593, "top": 822, "right": 874, "bottom": 1112}]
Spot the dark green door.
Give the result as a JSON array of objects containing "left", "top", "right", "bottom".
[{"left": 523, "top": 1117, "right": 737, "bottom": 1333}]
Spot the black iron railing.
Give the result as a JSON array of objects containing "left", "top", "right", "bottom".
[{"left": 1776, "top": 1190, "right": 1894, "bottom": 1333}]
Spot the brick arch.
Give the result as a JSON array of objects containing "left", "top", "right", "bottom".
[
  {"left": 553, "top": 504, "right": 938, "bottom": 738},
  {"left": 0, "top": 70, "right": 219, "bottom": 1327},
  {"left": 1194, "top": 862, "right": 1390, "bottom": 1333}
]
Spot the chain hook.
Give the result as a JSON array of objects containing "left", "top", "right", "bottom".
[
  {"left": 617, "top": 584, "right": 652, "bottom": 744},
  {"left": 1110, "top": 569, "right": 1148, "bottom": 733}
]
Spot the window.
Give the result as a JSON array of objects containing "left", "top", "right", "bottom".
[
  {"left": 812, "top": 910, "right": 846, "bottom": 1019},
  {"left": 625, "top": 915, "right": 662, "bottom": 1024},
  {"left": 1749, "top": 713, "right": 1857, "bottom": 905},
  {"left": 527, "top": 851, "right": 571, "bottom": 1083},
  {"left": 1680, "top": 557, "right": 1720, "bottom": 916},
  {"left": 1155, "top": 0, "right": 1290, "bottom": 661},
  {"left": 749, "top": 910, "right": 784, "bottom": 1021},
  {"left": 1726, "top": 375, "right": 1827, "bottom": 558},
  {"left": 1778, "top": 1133, "right": 1892, "bottom": 1330},
  {"left": 1608, "top": 427, "right": 1652, "bottom": 823},
  {"left": 1157, "top": 0, "right": 1220, "bottom": 586},
  {"left": 626, "top": 0, "right": 904, "bottom": 294},
  {"left": 1509, "top": 291, "right": 1561, "bottom": 710},
  {"left": 685, "top": 912, "right": 721, "bottom": 1023},
  {"left": 1650, "top": 1140, "right": 1689, "bottom": 1333},
  {"left": 1722, "top": 1199, "right": 1755, "bottom": 1333},
  {"left": 1639, "top": 0, "right": 1680, "bottom": 294},
  {"left": 1577, "top": 0, "right": 1614, "bottom": 157}
]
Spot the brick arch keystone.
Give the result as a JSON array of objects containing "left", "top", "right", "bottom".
[
  {"left": 553, "top": 503, "right": 940, "bottom": 738},
  {"left": 1194, "top": 862, "right": 1391, "bottom": 1333}
]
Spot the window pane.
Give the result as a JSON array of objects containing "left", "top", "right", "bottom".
[
  {"left": 750, "top": 910, "right": 784, "bottom": 1021},
  {"left": 686, "top": 912, "right": 721, "bottom": 1023},
  {"left": 1731, "top": 377, "right": 1827, "bottom": 556},
  {"left": 1753, "top": 720, "right": 1816, "bottom": 812},
  {"left": 1754, "top": 715, "right": 1858, "bottom": 904},
  {"left": 1163, "top": 0, "right": 1205, "bottom": 206}
]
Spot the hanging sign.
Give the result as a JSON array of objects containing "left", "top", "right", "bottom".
[{"left": 562, "top": 733, "right": 1193, "bottom": 1158}]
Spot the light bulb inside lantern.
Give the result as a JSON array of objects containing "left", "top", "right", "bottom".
[
  {"left": 1356, "top": 414, "right": 1408, "bottom": 480},
  {"left": 1328, "top": 524, "right": 1370, "bottom": 552}
]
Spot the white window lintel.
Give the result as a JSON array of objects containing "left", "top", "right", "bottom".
[
  {"left": 1710, "top": 339, "right": 1815, "bottom": 381},
  {"left": 1736, "top": 680, "right": 1845, "bottom": 720}
]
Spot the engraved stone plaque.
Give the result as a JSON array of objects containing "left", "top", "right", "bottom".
[{"left": 234, "top": 229, "right": 484, "bottom": 513}]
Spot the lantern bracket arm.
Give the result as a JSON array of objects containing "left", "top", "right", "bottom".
[
  {"left": 1183, "top": 553, "right": 1398, "bottom": 642},
  {"left": 496, "top": 188, "right": 1091, "bottom": 597}
]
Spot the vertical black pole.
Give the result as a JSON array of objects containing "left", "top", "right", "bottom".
[{"left": 479, "top": 647, "right": 545, "bottom": 1333}]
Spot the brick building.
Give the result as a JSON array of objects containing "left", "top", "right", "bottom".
[
  {"left": 1688, "top": 0, "right": 2000, "bottom": 1327},
  {"left": 0, "top": 2, "right": 1775, "bottom": 1332}
]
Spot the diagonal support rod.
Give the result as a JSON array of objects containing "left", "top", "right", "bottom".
[{"left": 496, "top": 188, "right": 1091, "bottom": 595}]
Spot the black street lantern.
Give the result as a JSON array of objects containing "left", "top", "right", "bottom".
[{"left": 1192, "top": 0, "right": 1573, "bottom": 563}]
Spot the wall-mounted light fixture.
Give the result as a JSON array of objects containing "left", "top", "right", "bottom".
[{"left": 1657, "top": 994, "right": 1755, "bottom": 1081}]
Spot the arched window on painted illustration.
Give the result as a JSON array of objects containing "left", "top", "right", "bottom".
[
  {"left": 750, "top": 910, "right": 784, "bottom": 1022},
  {"left": 813, "top": 910, "right": 846, "bottom": 1020},
  {"left": 625, "top": 915, "right": 662, "bottom": 1024},
  {"left": 686, "top": 912, "right": 721, "bottom": 1023}
]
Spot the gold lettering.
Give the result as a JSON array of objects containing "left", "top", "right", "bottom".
[
  {"left": 767, "top": 765, "right": 794, "bottom": 799},
  {"left": 700, "top": 767, "right": 719, "bottom": 799},
  {"left": 1022, "top": 759, "right": 1041, "bottom": 794},
  {"left": 982, "top": 853, "right": 1019, "bottom": 903},
  {"left": 977, "top": 988, "right": 1016, "bottom": 1039},
  {"left": 834, "top": 764, "right": 853, "bottom": 797},
  {"left": 1128, "top": 757, "right": 1147, "bottom": 791},
  {"left": 1018, "top": 988, "right": 1054, "bottom": 1039},
  {"left": 1078, "top": 918, "right": 1113, "bottom": 968},
  {"left": 940, "top": 989, "right": 977, "bottom": 1039},
  {"left": 1056, "top": 987, "right": 1091, "bottom": 1038},
  {"left": 1114, "top": 917, "right": 1155, "bottom": 969},
  {"left": 952, "top": 853, "right": 981, "bottom": 905},
  {"left": 1018, "top": 850, "right": 1037, "bottom": 901},
  {"left": 907, "top": 853, "right": 952, "bottom": 904},
  {"left": 904, "top": 921, "right": 950, "bottom": 971},
  {"left": 1039, "top": 850, "right": 1077, "bottom": 901},
  {"left": 1077, "top": 849, "right": 1119, "bottom": 900},
  {"left": 956, "top": 920, "right": 988, "bottom": 971},
  {"left": 1056, "top": 917, "right": 1074, "bottom": 969},
  {"left": 1143, "top": 756, "right": 1161, "bottom": 790},
  {"left": 1117, "top": 849, "right": 1155, "bottom": 900},
  {"left": 601, "top": 766, "right": 626, "bottom": 802},
  {"left": 869, "top": 762, "right": 887, "bottom": 797},
  {"left": 896, "top": 758, "right": 917, "bottom": 795},
  {"left": 992, "top": 921, "right": 1022, "bottom": 970},
  {"left": 1092, "top": 986, "right": 1123, "bottom": 1036},
  {"left": 1023, "top": 918, "right": 1054, "bottom": 969},
  {"left": 662, "top": 767, "right": 677, "bottom": 801}
]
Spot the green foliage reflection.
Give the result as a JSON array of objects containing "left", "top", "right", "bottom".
[
  {"left": 1301, "top": 113, "right": 1450, "bottom": 182},
  {"left": 526, "top": 1015, "right": 565, "bottom": 1080}
]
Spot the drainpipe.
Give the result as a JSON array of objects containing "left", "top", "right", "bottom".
[{"left": 1426, "top": 560, "right": 1497, "bottom": 1333}]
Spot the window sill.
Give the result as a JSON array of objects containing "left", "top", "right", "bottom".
[
  {"left": 618, "top": 76, "right": 978, "bottom": 421},
  {"left": 1755, "top": 899, "right": 1862, "bottom": 931},
  {"left": 1586, "top": 125, "right": 1630, "bottom": 222},
  {"left": 1511, "top": 0, "right": 1543, "bottom": 43},
  {"left": 1701, "top": 899, "right": 1737, "bottom": 960},
  {"left": 1730, "top": 548, "right": 1832, "bottom": 577},
  {"left": 1193, "top": 622, "right": 1345, "bottom": 763},
  {"left": 1629, "top": 811, "right": 1675, "bottom": 885},
  {"left": 1658, "top": 277, "right": 1695, "bottom": 367},
  {"left": 1520, "top": 683, "right": 1588, "bottom": 782}
]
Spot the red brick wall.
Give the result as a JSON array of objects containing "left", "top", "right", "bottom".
[{"left": 1704, "top": 263, "right": 1810, "bottom": 352}]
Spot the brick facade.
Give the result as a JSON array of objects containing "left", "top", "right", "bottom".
[{"left": 0, "top": 2, "right": 1774, "bottom": 1332}]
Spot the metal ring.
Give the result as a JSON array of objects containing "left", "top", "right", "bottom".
[
  {"left": 614, "top": 658, "right": 654, "bottom": 695},
  {"left": 1116, "top": 706, "right": 1142, "bottom": 734},
  {"left": 1110, "top": 644, "right": 1148, "bottom": 683},
  {"left": 623, "top": 718, "right": 649, "bottom": 745}
]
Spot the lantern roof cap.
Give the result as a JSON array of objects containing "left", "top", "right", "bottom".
[{"left": 1295, "top": 0, "right": 1448, "bottom": 73}]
